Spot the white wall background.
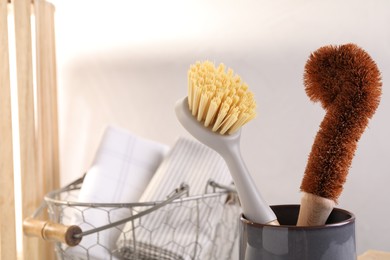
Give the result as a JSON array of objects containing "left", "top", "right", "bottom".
[{"left": 52, "top": 0, "right": 390, "bottom": 255}]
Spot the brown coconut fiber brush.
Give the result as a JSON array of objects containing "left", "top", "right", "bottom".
[{"left": 297, "top": 43, "right": 382, "bottom": 226}]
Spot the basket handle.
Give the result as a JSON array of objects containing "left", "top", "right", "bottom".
[{"left": 23, "top": 217, "right": 82, "bottom": 246}]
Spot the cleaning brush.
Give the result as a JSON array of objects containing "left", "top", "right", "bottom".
[
  {"left": 187, "top": 61, "right": 256, "bottom": 134},
  {"left": 175, "top": 61, "right": 278, "bottom": 225},
  {"left": 297, "top": 43, "right": 382, "bottom": 226}
]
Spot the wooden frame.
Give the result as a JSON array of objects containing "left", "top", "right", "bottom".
[
  {"left": 0, "top": 0, "right": 59, "bottom": 259},
  {"left": 1, "top": 0, "right": 17, "bottom": 259}
]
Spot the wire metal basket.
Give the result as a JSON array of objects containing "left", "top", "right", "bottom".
[{"left": 24, "top": 175, "right": 241, "bottom": 260}]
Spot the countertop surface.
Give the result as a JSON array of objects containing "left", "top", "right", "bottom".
[{"left": 359, "top": 250, "right": 390, "bottom": 260}]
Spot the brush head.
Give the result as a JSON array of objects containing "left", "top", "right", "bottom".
[
  {"left": 300, "top": 43, "right": 382, "bottom": 201},
  {"left": 187, "top": 61, "right": 256, "bottom": 135}
]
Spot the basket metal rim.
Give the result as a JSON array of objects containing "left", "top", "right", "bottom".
[
  {"left": 45, "top": 188, "right": 234, "bottom": 208},
  {"left": 44, "top": 176, "right": 237, "bottom": 208}
]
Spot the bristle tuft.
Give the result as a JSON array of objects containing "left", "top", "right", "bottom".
[
  {"left": 301, "top": 43, "right": 382, "bottom": 201},
  {"left": 187, "top": 61, "right": 256, "bottom": 134}
]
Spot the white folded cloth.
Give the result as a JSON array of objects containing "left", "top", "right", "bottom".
[
  {"left": 64, "top": 125, "right": 169, "bottom": 260},
  {"left": 117, "top": 137, "right": 238, "bottom": 260}
]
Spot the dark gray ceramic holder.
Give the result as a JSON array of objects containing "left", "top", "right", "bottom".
[{"left": 239, "top": 205, "right": 356, "bottom": 260}]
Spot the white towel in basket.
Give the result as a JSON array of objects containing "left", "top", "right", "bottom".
[
  {"left": 65, "top": 125, "right": 169, "bottom": 260},
  {"left": 116, "top": 137, "right": 238, "bottom": 260}
]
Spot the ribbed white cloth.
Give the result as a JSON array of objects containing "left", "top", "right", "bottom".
[
  {"left": 117, "top": 137, "right": 237, "bottom": 260},
  {"left": 64, "top": 126, "right": 169, "bottom": 260}
]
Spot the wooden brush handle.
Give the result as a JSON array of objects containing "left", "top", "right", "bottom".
[
  {"left": 23, "top": 218, "right": 82, "bottom": 246},
  {"left": 297, "top": 192, "right": 335, "bottom": 226}
]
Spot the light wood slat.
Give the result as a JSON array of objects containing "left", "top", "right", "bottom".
[
  {"left": 0, "top": 0, "right": 18, "bottom": 259},
  {"left": 35, "top": 0, "right": 59, "bottom": 195},
  {"left": 34, "top": 1, "right": 57, "bottom": 258},
  {"left": 13, "top": 0, "right": 43, "bottom": 259},
  {"left": 35, "top": 0, "right": 52, "bottom": 203},
  {"left": 48, "top": 2, "right": 60, "bottom": 191}
]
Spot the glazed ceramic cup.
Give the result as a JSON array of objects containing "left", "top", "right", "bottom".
[{"left": 239, "top": 205, "right": 356, "bottom": 260}]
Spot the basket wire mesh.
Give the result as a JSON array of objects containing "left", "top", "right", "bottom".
[{"left": 35, "top": 176, "right": 241, "bottom": 259}]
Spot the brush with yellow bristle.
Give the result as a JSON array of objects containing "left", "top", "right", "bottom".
[
  {"left": 187, "top": 61, "right": 256, "bottom": 134},
  {"left": 175, "top": 61, "right": 278, "bottom": 225}
]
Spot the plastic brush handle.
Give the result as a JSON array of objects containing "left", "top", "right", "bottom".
[
  {"left": 175, "top": 97, "right": 277, "bottom": 225},
  {"left": 217, "top": 135, "right": 278, "bottom": 225}
]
